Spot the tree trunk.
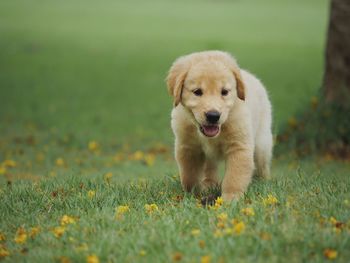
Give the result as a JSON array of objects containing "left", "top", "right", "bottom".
[{"left": 323, "top": 0, "right": 350, "bottom": 106}]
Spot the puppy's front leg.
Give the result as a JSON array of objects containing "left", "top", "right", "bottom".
[
  {"left": 222, "top": 148, "right": 254, "bottom": 201},
  {"left": 201, "top": 160, "right": 219, "bottom": 191},
  {"left": 176, "top": 146, "right": 204, "bottom": 192}
]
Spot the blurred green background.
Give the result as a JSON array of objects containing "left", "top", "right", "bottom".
[{"left": 0, "top": 0, "right": 328, "bottom": 144}]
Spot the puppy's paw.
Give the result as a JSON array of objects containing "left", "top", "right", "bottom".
[
  {"left": 200, "top": 193, "right": 220, "bottom": 206},
  {"left": 222, "top": 192, "right": 243, "bottom": 202}
]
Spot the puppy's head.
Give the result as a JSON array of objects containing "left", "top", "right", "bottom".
[{"left": 166, "top": 51, "right": 245, "bottom": 138}]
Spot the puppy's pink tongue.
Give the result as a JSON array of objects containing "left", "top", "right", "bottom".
[{"left": 202, "top": 125, "right": 219, "bottom": 137}]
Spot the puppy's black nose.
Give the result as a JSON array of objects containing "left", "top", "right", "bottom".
[{"left": 205, "top": 111, "right": 221, "bottom": 124}]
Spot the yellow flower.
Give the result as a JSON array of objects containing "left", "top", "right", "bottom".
[
  {"left": 217, "top": 213, "right": 228, "bottom": 222},
  {"left": 115, "top": 205, "right": 130, "bottom": 219},
  {"left": 76, "top": 243, "right": 89, "bottom": 251},
  {"left": 130, "top": 151, "right": 144, "bottom": 161},
  {"left": 0, "top": 232, "right": 5, "bottom": 241},
  {"left": 262, "top": 194, "right": 278, "bottom": 206},
  {"left": 259, "top": 232, "right": 271, "bottom": 240},
  {"left": 113, "top": 153, "right": 124, "bottom": 163},
  {"left": 216, "top": 222, "right": 225, "bottom": 229},
  {"left": 0, "top": 246, "right": 10, "bottom": 259},
  {"left": 52, "top": 226, "right": 66, "bottom": 238},
  {"left": 116, "top": 205, "right": 130, "bottom": 214},
  {"left": 29, "top": 227, "right": 40, "bottom": 238},
  {"left": 60, "top": 215, "right": 76, "bottom": 226},
  {"left": 329, "top": 217, "right": 337, "bottom": 225},
  {"left": 241, "top": 207, "right": 255, "bottom": 216},
  {"left": 310, "top": 96, "right": 319, "bottom": 109},
  {"left": 145, "top": 204, "right": 158, "bottom": 214},
  {"left": 196, "top": 201, "right": 203, "bottom": 208},
  {"left": 139, "top": 250, "right": 146, "bottom": 256},
  {"left": 231, "top": 218, "right": 239, "bottom": 225},
  {"left": 144, "top": 154, "right": 155, "bottom": 166},
  {"left": 211, "top": 196, "right": 224, "bottom": 210},
  {"left": 288, "top": 117, "right": 298, "bottom": 128},
  {"left": 191, "top": 229, "right": 200, "bottom": 236},
  {"left": 59, "top": 256, "right": 71, "bottom": 263},
  {"left": 224, "top": 227, "right": 233, "bottom": 235},
  {"left": 88, "top": 141, "right": 99, "bottom": 152},
  {"left": 213, "top": 229, "right": 223, "bottom": 238},
  {"left": 199, "top": 240, "right": 205, "bottom": 248},
  {"left": 215, "top": 197, "right": 223, "bottom": 207},
  {"left": 14, "top": 227, "right": 27, "bottom": 244},
  {"left": 36, "top": 152, "right": 45, "bottom": 162},
  {"left": 87, "top": 190, "right": 96, "bottom": 199},
  {"left": 55, "top": 158, "right": 65, "bottom": 167},
  {"left": 328, "top": 217, "right": 345, "bottom": 234},
  {"left": 86, "top": 254, "right": 99, "bottom": 263},
  {"left": 2, "top": 159, "right": 16, "bottom": 168},
  {"left": 0, "top": 166, "right": 6, "bottom": 175},
  {"left": 201, "top": 255, "right": 211, "bottom": 263},
  {"left": 233, "top": 221, "right": 245, "bottom": 234},
  {"left": 172, "top": 252, "right": 183, "bottom": 261},
  {"left": 104, "top": 172, "right": 113, "bottom": 182},
  {"left": 323, "top": 248, "right": 337, "bottom": 260}
]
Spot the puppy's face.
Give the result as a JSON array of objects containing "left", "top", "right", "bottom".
[
  {"left": 181, "top": 62, "right": 237, "bottom": 137},
  {"left": 167, "top": 51, "right": 245, "bottom": 138}
]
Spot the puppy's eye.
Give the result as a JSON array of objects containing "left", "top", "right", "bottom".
[
  {"left": 193, "top": 88, "right": 203, "bottom": 96},
  {"left": 221, "top": 88, "right": 229, "bottom": 96}
]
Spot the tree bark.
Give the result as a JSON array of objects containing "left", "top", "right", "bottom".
[{"left": 323, "top": 0, "right": 350, "bottom": 106}]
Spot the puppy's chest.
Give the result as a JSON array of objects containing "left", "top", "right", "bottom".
[{"left": 200, "top": 140, "right": 224, "bottom": 160}]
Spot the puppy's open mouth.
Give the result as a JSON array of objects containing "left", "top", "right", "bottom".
[{"left": 199, "top": 125, "right": 220, "bottom": 137}]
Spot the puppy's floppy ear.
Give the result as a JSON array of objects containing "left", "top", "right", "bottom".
[
  {"left": 166, "top": 57, "right": 189, "bottom": 107},
  {"left": 231, "top": 67, "right": 245, "bottom": 101},
  {"left": 220, "top": 52, "right": 245, "bottom": 101}
]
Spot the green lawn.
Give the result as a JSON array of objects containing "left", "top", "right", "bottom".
[{"left": 1, "top": 0, "right": 350, "bottom": 262}]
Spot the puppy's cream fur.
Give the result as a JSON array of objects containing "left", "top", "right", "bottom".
[{"left": 166, "top": 51, "right": 273, "bottom": 201}]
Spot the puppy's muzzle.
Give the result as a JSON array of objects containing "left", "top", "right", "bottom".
[{"left": 205, "top": 111, "right": 221, "bottom": 124}]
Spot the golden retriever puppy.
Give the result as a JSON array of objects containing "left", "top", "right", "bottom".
[{"left": 166, "top": 51, "right": 273, "bottom": 202}]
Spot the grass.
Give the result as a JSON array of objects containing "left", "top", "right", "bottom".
[{"left": 0, "top": 0, "right": 349, "bottom": 262}]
